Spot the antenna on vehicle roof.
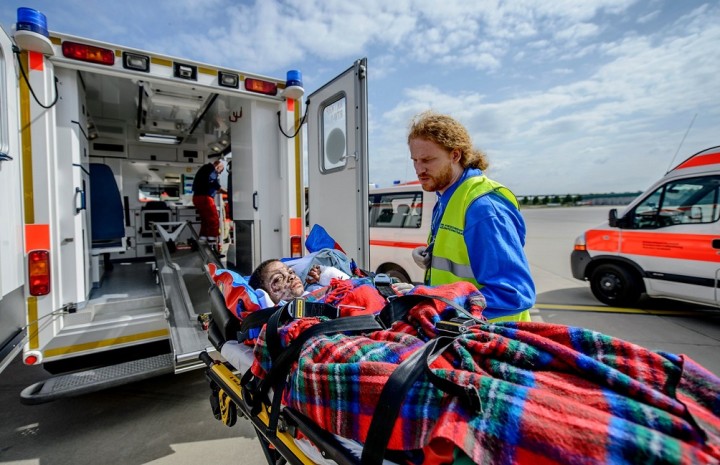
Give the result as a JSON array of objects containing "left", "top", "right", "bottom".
[{"left": 666, "top": 113, "right": 697, "bottom": 174}]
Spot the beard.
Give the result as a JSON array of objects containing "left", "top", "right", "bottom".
[{"left": 419, "top": 163, "right": 456, "bottom": 192}]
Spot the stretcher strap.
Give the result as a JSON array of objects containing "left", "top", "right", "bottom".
[
  {"left": 238, "top": 300, "right": 340, "bottom": 344},
  {"left": 361, "top": 336, "right": 481, "bottom": 465},
  {"left": 375, "top": 293, "right": 481, "bottom": 329},
  {"left": 261, "top": 314, "right": 385, "bottom": 437},
  {"left": 361, "top": 338, "right": 453, "bottom": 465}
]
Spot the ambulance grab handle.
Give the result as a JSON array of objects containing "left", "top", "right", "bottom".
[
  {"left": 74, "top": 187, "right": 86, "bottom": 214},
  {"left": 253, "top": 192, "right": 258, "bottom": 211}
]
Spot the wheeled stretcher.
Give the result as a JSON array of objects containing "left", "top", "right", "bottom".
[{"left": 200, "top": 266, "right": 720, "bottom": 465}]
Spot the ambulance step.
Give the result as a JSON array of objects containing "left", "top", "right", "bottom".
[{"left": 19, "top": 353, "right": 174, "bottom": 405}]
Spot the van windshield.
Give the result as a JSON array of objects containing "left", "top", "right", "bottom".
[{"left": 629, "top": 175, "right": 720, "bottom": 229}]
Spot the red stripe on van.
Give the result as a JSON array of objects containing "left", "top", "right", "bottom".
[
  {"left": 674, "top": 151, "right": 720, "bottom": 170},
  {"left": 586, "top": 229, "right": 621, "bottom": 252},
  {"left": 620, "top": 231, "right": 720, "bottom": 262},
  {"left": 370, "top": 239, "right": 426, "bottom": 249}
]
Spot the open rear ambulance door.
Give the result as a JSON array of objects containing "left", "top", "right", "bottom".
[
  {"left": 306, "top": 58, "right": 369, "bottom": 267},
  {"left": 0, "top": 26, "right": 27, "bottom": 374}
]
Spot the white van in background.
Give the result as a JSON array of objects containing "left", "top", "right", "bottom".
[
  {"left": 572, "top": 146, "right": 720, "bottom": 308},
  {"left": 369, "top": 182, "right": 436, "bottom": 283}
]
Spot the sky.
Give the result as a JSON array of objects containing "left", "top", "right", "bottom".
[{"left": 3, "top": 0, "right": 719, "bottom": 196}]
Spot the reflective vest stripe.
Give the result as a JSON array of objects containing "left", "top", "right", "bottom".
[{"left": 431, "top": 256, "right": 476, "bottom": 282}]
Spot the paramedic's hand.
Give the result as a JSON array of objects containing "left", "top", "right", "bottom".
[
  {"left": 305, "top": 265, "right": 321, "bottom": 285},
  {"left": 412, "top": 246, "right": 430, "bottom": 269}
]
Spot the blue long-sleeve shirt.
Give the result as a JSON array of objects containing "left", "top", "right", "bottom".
[{"left": 430, "top": 168, "right": 536, "bottom": 319}]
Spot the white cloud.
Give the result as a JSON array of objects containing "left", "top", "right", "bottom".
[{"left": 3, "top": 0, "right": 717, "bottom": 195}]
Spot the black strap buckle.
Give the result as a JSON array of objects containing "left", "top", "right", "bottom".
[
  {"left": 373, "top": 273, "right": 396, "bottom": 299},
  {"left": 284, "top": 299, "right": 340, "bottom": 320},
  {"left": 436, "top": 317, "right": 475, "bottom": 336}
]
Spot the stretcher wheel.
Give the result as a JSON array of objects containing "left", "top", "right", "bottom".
[
  {"left": 218, "top": 389, "right": 237, "bottom": 427},
  {"left": 210, "top": 388, "right": 237, "bottom": 427}
]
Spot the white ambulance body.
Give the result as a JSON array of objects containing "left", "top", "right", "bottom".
[
  {"left": 571, "top": 146, "right": 720, "bottom": 308},
  {"left": 0, "top": 9, "right": 368, "bottom": 402},
  {"left": 369, "top": 182, "right": 436, "bottom": 283}
]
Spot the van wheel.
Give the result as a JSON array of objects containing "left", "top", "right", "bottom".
[
  {"left": 590, "top": 264, "right": 640, "bottom": 307},
  {"left": 382, "top": 266, "right": 411, "bottom": 284}
]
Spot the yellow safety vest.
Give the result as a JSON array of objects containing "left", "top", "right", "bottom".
[{"left": 427, "top": 175, "right": 531, "bottom": 323}]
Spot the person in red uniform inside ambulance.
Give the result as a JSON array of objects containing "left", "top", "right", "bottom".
[{"left": 192, "top": 159, "right": 227, "bottom": 248}]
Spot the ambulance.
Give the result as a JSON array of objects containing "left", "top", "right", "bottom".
[
  {"left": 0, "top": 8, "right": 368, "bottom": 402},
  {"left": 571, "top": 146, "right": 720, "bottom": 308},
  {"left": 369, "top": 182, "right": 436, "bottom": 283}
]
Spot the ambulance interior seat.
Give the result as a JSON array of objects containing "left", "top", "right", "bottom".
[
  {"left": 140, "top": 201, "right": 173, "bottom": 238},
  {"left": 407, "top": 205, "right": 422, "bottom": 228},
  {"left": 89, "top": 163, "right": 127, "bottom": 283},
  {"left": 391, "top": 204, "right": 410, "bottom": 227},
  {"left": 90, "top": 163, "right": 127, "bottom": 253},
  {"left": 374, "top": 205, "right": 394, "bottom": 225}
]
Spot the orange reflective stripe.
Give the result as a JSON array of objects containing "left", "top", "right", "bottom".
[
  {"left": 620, "top": 232, "right": 720, "bottom": 262},
  {"left": 25, "top": 224, "right": 50, "bottom": 253},
  {"left": 289, "top": 217, "right": 302, "bottom": 236},
  {"left": 675, "top": 151, "right": 720, "bottom": 170},
  {"left": 29, "top": 51, "right": 44, "bottom": 71},
  {"left": 586, "top": 229, "right": 620, "bottom": 252},
  {"left": 370, "top": 239, "right": 425, "bottom": 249}
]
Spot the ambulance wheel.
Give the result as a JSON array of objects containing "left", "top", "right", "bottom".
[
  {"left": 383, "top": 266, "right": 411, "bottom": 284},
  {"left": 590, "top": 263, "right": 640, "bottom": 307}
]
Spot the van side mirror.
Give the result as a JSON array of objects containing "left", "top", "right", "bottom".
[{"left": 608, "top": 208, "right": 618, "bottom": 227}]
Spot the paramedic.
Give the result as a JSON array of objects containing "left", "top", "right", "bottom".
[
  {"left": 408, "top": 111, "right": 535, "bottom": 322},
  {"left": 192, "top": 159, "right": 226, "bottom": 247}
]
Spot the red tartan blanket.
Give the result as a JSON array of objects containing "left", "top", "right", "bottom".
[
  {"left": 257, "top": 321, "right": 720, "bottom": 464},
  {"left": 211, "top": 270, "right": 720, "bottom": 464}
]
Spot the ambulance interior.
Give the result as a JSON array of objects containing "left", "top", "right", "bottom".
[{"left": 55, "top": 66, "right": 249, "bottom": 375}]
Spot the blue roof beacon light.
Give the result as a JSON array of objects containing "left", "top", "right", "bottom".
[
  {"left": 14, "top": 7, "right": 54, "bottom": 55},
  {"left": 282, "top": 69, "right": 304, "bottom": 100}
]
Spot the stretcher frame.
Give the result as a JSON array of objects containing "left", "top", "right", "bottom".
[
  {"left": 200, "top": 351, "right": 363, "bottom": 465},
  {"left": 200, "top": 277, "right": 375, "bottom": 465}
]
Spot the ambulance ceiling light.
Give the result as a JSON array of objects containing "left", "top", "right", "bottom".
[
  {"left": 208, "top": 131, "right": 230, "bottom": 153},
  {"left": 14, "top": 7, "right": 54, "bottom": 56},
  {"left": 139, "top": 133, "right": 181, "bottom": 145},
  {"left": 208, "top": 142, "right": 224, "bottom": 153},
  {"left": 282, "top": 69, "right": 304, "bottom": 100}
]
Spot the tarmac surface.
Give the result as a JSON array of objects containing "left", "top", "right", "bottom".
[{"left": 1, "top": 205, "right": 719, "bottom": 465}]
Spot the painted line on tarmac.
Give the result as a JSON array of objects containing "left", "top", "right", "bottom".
[{"left": 535, "top": 303, "right": 697, "bottom": 317}]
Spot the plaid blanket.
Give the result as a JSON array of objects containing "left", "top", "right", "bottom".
[
  {"left": 251, "top": 316, "right": 720, "bottom": 463},
  {"left": 211, "top": 269, "right": 720, "bottom": 463}
]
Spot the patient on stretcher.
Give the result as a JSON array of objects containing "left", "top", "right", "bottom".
[
  {"left": 249, "top": 257, "right": 413, "bottom": 308},
  {"left": 207, "top": 253, "right": 720, "bottom": 465}
]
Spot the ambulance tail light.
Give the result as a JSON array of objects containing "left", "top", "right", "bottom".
[
  {"left": 573, "top": 234, "right": 587, "bottom": 252},
  {"left": 290, "top": 236, "right": 303, "bottom": 258},
  {"left": 62, "top": 41, "right": 115, "bottom": 66},
  {"left": 245, "top": 78, "right": 278, "bottom": 96},
  {"left": 28, "top": 250, "right": 51, "bottom": 296}
]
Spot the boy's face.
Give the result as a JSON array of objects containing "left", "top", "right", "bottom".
[{"left": 264, "top": 261, "right": 304, "bottom": 302}]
